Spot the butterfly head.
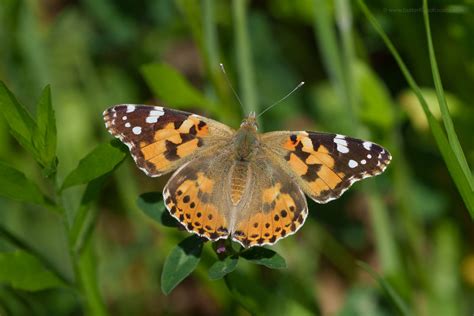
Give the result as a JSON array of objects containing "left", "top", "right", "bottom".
[{"left": 240, "top": 111, "right": 258, "bottom": 131}]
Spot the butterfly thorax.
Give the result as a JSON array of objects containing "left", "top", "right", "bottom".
[{"left": 233, "top": 115, "right": 259, "bottom": 161}]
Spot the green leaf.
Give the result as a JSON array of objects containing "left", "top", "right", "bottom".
[
  {"left": 0, "top": 161, "right": 46, "bottom": 204},
  {"left": 357, "top": 261, "right": 412, "bottom": 316},
  {"left": 33, "top": 85, "right": 57, "bottom": 173},
  {"left": 240, "top": 247, "right": 287, "bottom": 269},
  {"left": 354, "top": 61, "right": 395, "bottom": 129},
  {"left": 208, "top": 256, "right": 239, "bottom": 280},
  {"left": 136, "top": 192, "right": 179, "bottom": 227},
  {"left": 141, "top": 63, "right": 213, "bottom": 110},
  {"left": 0, "top": 250, "right": 66, "bottom": 291},
  {"left": 161, "top": 235, "right": 204, "bottom": 295},
  {"left": 0, "top": 81, "right": 37, "bottom": 157},
  {"left": 61, "top": 140, "right": 127, "bottom": 190}
]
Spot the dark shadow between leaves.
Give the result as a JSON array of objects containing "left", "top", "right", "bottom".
[
  {"left": 109, "top": 139, "right": 129, "bottom": 154},
  {"left": 137, "top": 192, "right": 179, "bottom": 227},
  {"left": 178, "top": 235, "right": 205, "bottom": 257}
]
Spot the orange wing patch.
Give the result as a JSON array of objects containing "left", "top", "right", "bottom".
[
  {"left": 232, "top": 182, "right": 308, "bottom": 247},
  {"left": 283, "top": 133, "right": 345, "bottom": 200},
  {"left": 139, "top": 118, "right": 209, "bottom": 174},
  {"left": 164, "top": 171, "right": 229, "bottom": 241}
]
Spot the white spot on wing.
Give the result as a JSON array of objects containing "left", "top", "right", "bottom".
[
  {"left": 367, "top": 154, "right": 372, "bottom": 159},
  {"left": 145, "top": 108, "right": 165, "bottom": 124},
  {"left": 337, "top": 144, "right": 349, "bottom": 153},
  {"left": 348, "top": 160, "right": 358, "bottom": 168},
  {"left": 150, "top": 108, "right": 164, "bottom": 116},
  {"left": 125, "top": 122, "right": 131, "bottom": 128},
  {"left": 126, "top": 105, "right": 136, "bottom": 113},
  {"left": 363, "top": 141, "right": 372, "bottom": 150},
  {"left": 132, "top": 126, "right": 142, "bottom": 135},
  {"left": 334, "top": 136, "right": 349, "bottom": 153},
  {"left": 361, "top": 159, "right": 367, "bottom": 164},
  {"left": 146, "top": 116, "right": 158, "bottom": 123}
]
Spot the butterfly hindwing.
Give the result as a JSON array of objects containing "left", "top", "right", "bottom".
[
  {"left": 163, "top": 152, "right": 234, "bottom": 241},
  {"left": 103, "top": 105, "right": 233, "bottom": 176},
  {"left": 231, "top": 158, "right": 308, "bottom": 247},
  {"left": 262, "top": 131, "right": 392, "bottom": 203}
]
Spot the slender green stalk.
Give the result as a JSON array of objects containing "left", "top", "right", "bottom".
[
  {"left": 422, "top": 0, "right": 473, "bottom": 190},
  {"left": 54, "top": 177, "right": 108, "bottom": 315},
  {"left": 313, "top": 0, "right": 355, "bottom": 131},
  {"left": 232, "top": 0, "right": 258, "bottom": 116},
  {"left": 335, "top": 0, "right": 358, "bottom": 122},
  {"left": 201, "top": 0, "right": 237, "bottom": 124},
  {"left": 357, "top": 0, "right": 474, "bottom": 216},
  {"left": 366, "top": 192, "right": 401, "bottom": 275}
]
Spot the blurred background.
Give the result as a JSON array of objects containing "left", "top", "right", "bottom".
[{"left": 1, "top": 0, "right": 473, "bottom": 315}]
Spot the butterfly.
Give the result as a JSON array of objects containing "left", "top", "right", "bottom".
[{"left": 103, "top": 104, "right": 391, "bottom": 248}]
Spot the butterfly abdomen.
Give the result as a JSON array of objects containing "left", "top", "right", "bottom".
[{"left": 229, "top": 161, "right": 250, "bottom": 205}]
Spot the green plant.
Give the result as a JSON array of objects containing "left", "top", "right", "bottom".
[{"left": 0, "top": 82, "right": 127, "bottom": 315}]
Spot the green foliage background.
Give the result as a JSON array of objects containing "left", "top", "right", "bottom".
[{"left": 0, "top": 0, "right": 473, "bottom": 315}]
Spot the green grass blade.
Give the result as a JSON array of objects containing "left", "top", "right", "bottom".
[
  {"left": 422, "top": 0, "right": 473, "bottom": 191},
  {"left": 313, "top": 0, "right": 354, "bottom": 131},
  {"left": 357, "top": 0, "right": 474, "bottom": 216},
  {"left": 232, "top": 0, "right": 258, "bottom": 116}
]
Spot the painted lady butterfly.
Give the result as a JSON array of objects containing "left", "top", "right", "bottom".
[{"left": 104, "top": 105, "right": 391, "bottom": 247}]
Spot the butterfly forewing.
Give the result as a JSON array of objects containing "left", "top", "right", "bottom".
[
  {"left": 262, "top": 131, "right": 392, "bottom": 203},
  {"left": 103, "top": 105, "right": 233, "bottom": 177}
]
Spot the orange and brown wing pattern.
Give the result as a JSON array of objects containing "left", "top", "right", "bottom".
[
  {"left": 262, "top": 131, "right": 392, "bottom": 203},
  {"left": 103, "top": 105, "right": 233, "bottom": 176},
  {"left": 163, "top": 155, "right": 233, "bottom": 241},
  {"left": 232, "top": 161, "right": 308, "bottom": 248}
]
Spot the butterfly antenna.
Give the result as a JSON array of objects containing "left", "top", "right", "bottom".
[
  {"left": 219, "top": 63, "right": 245, "bottom": 114},
  {"left": 256, "top": 81, "right": 305, "bottom": 118}
]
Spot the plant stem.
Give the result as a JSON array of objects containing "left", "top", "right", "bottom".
[
  {"left": 232, "top": 0, "right": 258, "bottom": 117},
  {"left": 55, "top": 175, "right": 108, "bottom": 315},
  {"left": 313, "top": 0, "right": 355, "bottom": 132},
  {"left": 201, "top": 0, "right": 237, "bottom": 124}
]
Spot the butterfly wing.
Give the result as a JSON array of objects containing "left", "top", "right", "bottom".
[
  {"left": 261, "top": 131, "right": 392, "bottom": 203},
  {"left": 163, "top": 151, "right": 235, "bottom": 241},
  {"left": 231, "top": 157, "right": 308, "bottom": 247},
  {"left": 103, "top": 105, "right": 234, "bottom": 176}
]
